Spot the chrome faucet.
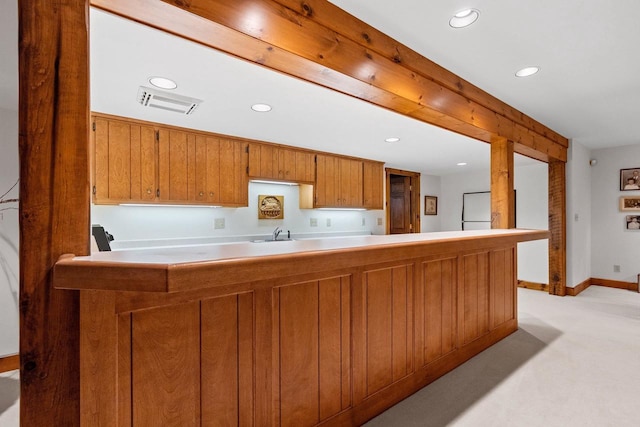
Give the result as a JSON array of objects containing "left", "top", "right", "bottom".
[{"left": 272, "top": 226, "right": 282, "bottom": 241}]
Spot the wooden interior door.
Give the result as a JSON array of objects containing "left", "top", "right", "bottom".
[{"left": 389, "top": 175, "right": 411, "bottom": 234}]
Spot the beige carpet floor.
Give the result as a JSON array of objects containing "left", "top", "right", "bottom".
[
  {"left": 365, "top": 286, "right": 640, "bottom": 427},
  {"left": 1, "top": 286, "right": 638, "bottom": 427}
]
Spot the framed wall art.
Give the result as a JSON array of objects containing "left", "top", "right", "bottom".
[
  {"left": 620, "top": 196, "right": 640, "bottom": 211},
  {"left": 626, "top": 215, "right": 640, "bottom": 230},
  {"left": 424, "top": 196, "right": 438, "bottom": 215},
  {"left": 258, "top": 195, "right": 284, "bottom": 219},
  {"left": 620, "top": 168, "right": 640, "bottom": 191}
]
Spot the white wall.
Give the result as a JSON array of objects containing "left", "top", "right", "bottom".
[
  {"left": 514, "top": 163, "right": 549, "bottom": 284},
  {"left": 438, "top": 162, "right": 549, "bottom": 284},
  {"left": 420, "top": 174, "right": 441, "bottom": 232},
  {"left": 439, "top": 169, "right": 490, "bottom": 232},
  {"left": 566, "top": 140, "right": 592, "bottom": 287},
  {"left": 92, "top": 181, "right": 386, "bottom": 245},
  {"left": 590, "top": 143, "right": 640, "bottom": 283},
  {"left": 0, "top": 107, "right": 19, "bottom": 356}
]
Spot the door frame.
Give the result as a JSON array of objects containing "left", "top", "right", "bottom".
[{"left": 385, "top": 168, "right": 421, "bottom": 234}]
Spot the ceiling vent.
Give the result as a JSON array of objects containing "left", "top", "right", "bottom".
[{"left": 137, "top": 86, "right": 202, "bottom": 115}]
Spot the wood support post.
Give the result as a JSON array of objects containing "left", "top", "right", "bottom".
[
  {"left": 490, "top": 138, "right": 515, "bottom": 229},
  {"left": 548, "top": 160, "right": 567, "bottom": 296},
  {"left": 19, "top": 0, "right": 90, "bottom": 425}
]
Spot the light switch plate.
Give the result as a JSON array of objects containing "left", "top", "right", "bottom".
[
  {"left": 214, "top": 218, "right": 225, "bottom": 229},
  {"left": 377, "top": 218, "right": 383, "bottom": 226},
  {"left": 326, "top": 218, "right": 332, "bottom": 227},
  {"left": 310, "top": 218, "right": 318, "bottom": 227},
  {"left": 361, "top": 218, "right": 366, "bottom": 226}
]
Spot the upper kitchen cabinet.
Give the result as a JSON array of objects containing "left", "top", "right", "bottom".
[
  {"left": 156, "top": 130, "right": 247, "bottom": 206},
  {"left": 363, "top": 161, "right": 384, "bottom": 210},
  {"left": 315, "top": 154, "right": 363, "bottom": 208},
  {"left": 217, "top": 137, "right": 249, "bottom": 206},
  {"left": 248, "top": 142, "right": 314, "bottom": 184},
  {"left": 92, "top": 115, "right": 156, "bottom": 204},
  {"left": 91, "top": 113, "right": 248, "bottom": 207},
  {"left": 301, "top": 155, "right": 383, "bottom": 210}
]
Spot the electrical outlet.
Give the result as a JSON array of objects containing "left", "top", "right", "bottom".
[
  {"left": 377, "top": 218, "right": 383, "bottom": 226},
  {"left": 574, "top": 213, "right": 579, "bottom": 222},
  {"left": 613, "top": 264, "right": 621, "bottom": 273},
  {"left": 326, "top": 218, "right": 332, "bottom": 227},
  {"left": 361, "top": 217, "right": 366, "bottom": 226},
  {"left": 310, "top": 218, "right": 318, "bottom": 227},
  {"left": 0, "top": 212, "right": 3, "bottom": 221},
  {"left": 214, "top": 218, "right": 225, "bottom": 230}
]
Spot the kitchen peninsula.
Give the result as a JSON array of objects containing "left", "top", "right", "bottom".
[{"left": 55, "top": 229, "right": 547, "bottom": 426}]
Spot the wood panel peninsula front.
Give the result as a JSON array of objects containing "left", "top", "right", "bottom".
[{"left": 54, "top": 229, "right": 548, "bottom": 426}]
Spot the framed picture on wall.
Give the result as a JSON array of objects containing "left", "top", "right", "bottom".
[
  {"left": 258, "top": 195, "right": 284, "bottom": 219},
  {"left": 424, "top": 196, "right": 437, "bottom": 215},
  {"left": 626, "top": 215, "right": 640, "bottom": 230},
  {"left": 620, "top": 196, "right": 640, "bottom": 211},
  {"left": 620, "top": 168, "right": 640, "bottom": 190}
]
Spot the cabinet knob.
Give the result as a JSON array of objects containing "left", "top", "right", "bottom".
[
  {"left": 209, "top": 192, "right": 214, "bottom": 196},
  {"left": 199, "top": 191, "right": 204, "bottom": 197},
  {"left": 146, "top": 189, "right": 152, "bottom": 194}
]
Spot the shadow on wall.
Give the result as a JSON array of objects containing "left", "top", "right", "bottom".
[
  {"left": 0, "top": 179, "right": 19, "bottom": 311},
  {"left": 0, "top": 232, "right": 18, "bottom": 310},
  {"left": 364, "top": 319, "right": 562, "bottom": 427},
  {"left": 0, "top": 375, "right": 19, "bottom": 416}
]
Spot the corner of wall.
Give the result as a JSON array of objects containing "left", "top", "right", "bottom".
[{"left": 566, "top": 139, "right": 592, "bottom": 287}]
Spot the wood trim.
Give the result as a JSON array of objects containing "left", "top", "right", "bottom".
[
  {"left": 490, "top": 138, "right": 515, "bottom": 229},
  {"left": 566, "top": 278, "right": 638, "bottom": 296},
  {"left": 548, "top": 160, "right": 567, "bottom": 296},
  {"left": 591, "top": 277, "right": 639, "bottom": 292},
  {"left": 0, "top": 354, "right": 20, "bottom": 373},
  {"left": 19, "top": 0, "right": 90, "bottom": 426},
  {"left": 566, "top": 278, "right": 591, "bottom": 296},
  {"left": 517, "top": 280, "right": 549, "bottom": 292},
  {"left": 90, "top": 0, "right": 568, "bottom": 162}
]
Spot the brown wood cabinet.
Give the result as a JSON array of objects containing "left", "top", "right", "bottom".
[
  {"left": 92, "top": 113, "right": 248, "bottom": 207},
  {"left": 93, "top": 113, "right": 383, "bottom": 209},
  {"left": 55, "top": 230, "right": 547, "bottom": 426},
  {"left": 248, "top": 142, "right": 314, "bottom": 184},
  {"left": 363, "top": 160, "right": 384, "bottom": 209},
  {"left": 315, "top": 154, "right": 364, "bottom": 208},
  {"left": 92, "top": 116, "right": 157, "bottom": 203}
]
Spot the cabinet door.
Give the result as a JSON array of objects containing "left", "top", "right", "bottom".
[
  {"left": 337, "top": 158, "right": 363, "bottom": 207},
  {"left": 315, "top": 154, "right": 340, "bottom": 207},
  {"left": 158, "top": 128, "right": 193, "bottom": 202},
  {"left": 248, "top": 142, "right": 278, "bottom": 180},
  {"left": 294, "top": 151, "right": 315, "bottom": 184},
  {"left": 92, "top": 117, "right": 156, "bottom": 203},
  {"left": 278, "top": 148, "right": 296, "bottom": 181},
  {"left": 194, "top": 135, "right": 221, "bottom": 203},
  {"left": 363, "top": 161, "right": 384, "bottom": 209},
  {"left": 218, "top": 138, "right": 248, "bottom": 206},
  {"left": 346, "top": 159, "right": 363, "bottom": 207}
]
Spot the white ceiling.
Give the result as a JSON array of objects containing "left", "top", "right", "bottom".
[
  {"left": 6, "top": 1, "right": 640, "bottom": 174},
  {"left": 330, "top": 0, "right": 640, "bottom": 150}
]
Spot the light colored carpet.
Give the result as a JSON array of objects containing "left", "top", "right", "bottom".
[
  {"left": 1, "top": 286, "right": 638, "bottom": 427},
  {"left": 365, "top": 286, "right": 640, "bottom": 427},
  {"left": 0, "top": 369, "right": 18, "bottom": 426}
]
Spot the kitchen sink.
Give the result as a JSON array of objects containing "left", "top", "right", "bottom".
[{"left": 251, "top": 238, "right": 295, "bottom": 243}]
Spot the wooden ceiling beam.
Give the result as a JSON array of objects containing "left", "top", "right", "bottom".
[{"left": 92, "top": 0, "right": 567, "bottom": 162}]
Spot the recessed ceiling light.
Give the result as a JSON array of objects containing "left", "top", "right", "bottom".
[
  {"left": 385, "top": 137, "right": 400, "bottom": 143},
  {"left": 449, "top": 9, "right": 480, "bottom": 28},
  {"left": 515, "top": 66, "right": 540, "bottom": 77},
  {"left": 457, "top": 162, "right": 468, "bottom": 166},
  {"left": 251, "top": 103, "right": 272, "bottom": 112},
  {"left": 148, "top": 76, "right": 177, "bottom": 90}
]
